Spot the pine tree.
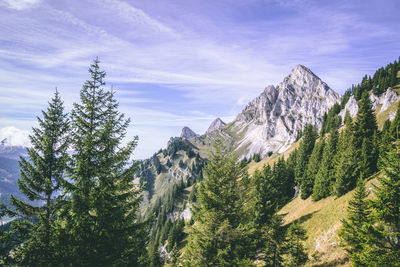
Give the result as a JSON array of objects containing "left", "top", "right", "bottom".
[
  {"left": 184, "top": 141, "right": 253, "bottom": 266},
  {"left": 340, "top": 140, "right": 400, "bottom": 265},
  {"left": 370, "top": 142, "right": 400, "bottom": 264},
  {"left": 354, "top": 90, "right": 377, "bottom": 141},
  {"left": 333, "top": 128, "right": 359, "bottom": 197},
  {"left": 301, "top": 139, "right": 324, "bottom": 199},
  {"left": 167, "top": 219, "right": 185, "bottom": 251},
  {"left": 166, "top": 243, "right": 180, "bottom": 266},
  {"left": 263, "top": 215, "right": 286, "bottom": 267},
  {"left": 359, "top": 132, "right": 379, "bottom": 178},
  {"left": 389, "top": 102, "right": 400, "bottom": 140},
  {"left": 295, "top": 124, "right": 317, "bottom": 187},
  {"left": 312, "top": 129, "right": 338, "bottom": 201},
  {"left": 379, "top": 119, "right": 392, "bottom": 168},
  {"left": 333, "top": 111, "right": 358, "bottom": 196},
  {"left": 273, "top": 157, "right": 295, "bottom": 205},
  {"left": 3, "top": 91, "right": 70, "bottom": 265},
  {"left": 344, "top": 110, "right": 353, "bottom": 126},
  {"left": 251, "top": 165, "right": 277, "bottom": 227},
  {"left": 243, "top": 164, "right": 282, "bottom": 261},
  {"left": 284, "top": 223, "right": 308, "bottom": 267},
  {"left": 339, "top": 178, "right": 374, "bottom": 265},
  {"left": 66, "top": 59, "right": 149, "bottom": 266},
  {"left": 149, "top": 242, "right": 161, "bottom": 267},
  {"left": 353, "top": 90, "right": 378, "bottom": 176}
]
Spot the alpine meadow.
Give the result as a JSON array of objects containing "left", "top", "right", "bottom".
[{"left": 1, "top": 1, "right": 400, "bottom": 266}]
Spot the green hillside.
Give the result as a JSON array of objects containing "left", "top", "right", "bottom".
[
  {"left": 272, "top": 97, "right": 400, "bottom": 266},
  {"left": 279, "top": 176, "right": 379, "bottom": 267}
]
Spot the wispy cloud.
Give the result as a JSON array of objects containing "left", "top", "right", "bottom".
[
  {"left": 1, "top": 0, "right": 399, "bottom": 158},
  {"left": 2, "top": 0, "right": 41, "bottom": 10},
  {"left": 99, "top": 0, "right": 176, "bottom": 35}
]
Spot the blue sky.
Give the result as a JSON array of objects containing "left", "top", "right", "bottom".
[{"left": 0, "top": 0, "right": 399, "bottom": 159}]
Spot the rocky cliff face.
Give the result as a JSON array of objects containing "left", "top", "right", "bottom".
[
  {"left": 231, "top": 65, "right": 341, "bottom": 159},
  {"left": 339, "top": 88, "right": 400, "bottom": 119},
  {"left": 180, "top": 127, "right": 198, "bottom": 139},
  {"left": 206, "top": 118, "right": 226, "bottom": 134}
]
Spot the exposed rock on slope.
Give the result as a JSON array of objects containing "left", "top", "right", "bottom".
[
  {"left": 339, "top": 88, "right": 400, "bottom": 119},
  {"left": 180, "top": 126, "right": 198, "bottom": 139},
  {"left": 136, "top": 137, "right": 204, "bottom": 213},
  {"left": 339, "top": 96, "right": 358, "bottom": 118},
  {"left": 206, "top": 118, "right": 226, "bottom": 134},
  {"left": 231, "top": 65, "right": 341, "bottom": 159}
]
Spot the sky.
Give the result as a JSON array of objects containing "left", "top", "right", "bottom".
[{"left": 0, "top": 0, "right": 399, "bottom": 159}]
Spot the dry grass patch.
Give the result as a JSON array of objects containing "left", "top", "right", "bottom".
[
  {"left": 278, "top": 178, "right": 378, "bottom": 267},
  {"left": 376, "top": 99, "right": 400, "bottom": 129}
]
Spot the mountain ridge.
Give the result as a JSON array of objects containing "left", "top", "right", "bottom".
[
  {"left": 180, "top": 126, "right": 198, "bottom": 139},
  {"left": 206, "top": 118, "right": 226, "bottom": 134},
  {"left": 193, "top": 64, "right": 342, "bottom": 159}
]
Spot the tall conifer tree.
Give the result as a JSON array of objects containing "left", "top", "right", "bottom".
[
  {"left": 66, "top": 59, "right": 148, "bottom": 266},
  {"left": 389, "top": 102, "right": 400, "bottom": 140},
  {"left": 251, "top": 165, "right": 277, "bottom": 226},
  {"left": 333, "top": 116, "right": 359, "bottom": 196},
  {"left": 284, "top": 223, "right": 308, "bottom": 267},
  {"left": 273, "top": 157, "right": 295, "bottom": 205},
  {"left": 263, "top": 215, "right": 286, "bottom": 267},
  {"left": 295, "top": 124, "right": 317, "bottom": 187},
  {"left": 370, "top": 142, "right": 400, "bottom": 264},
  {"left": 312, "top": 128, "right": 338, "bottom": 201},
  {"left": 380, "top": 119, "right": 392, "bottom": 161},
  {"left": 339, "top": 178, "right": 374, "bottom": 265},
  {"left": 353, "top": 91, "right": 378, "bottom": 176},
  {"left": 7, "top": 91, "right": 69, "bottom": 265},
  {"left": 302, "top": 139, "right": 324, "bottom": 199},
  {"left": 184, "top": 141, "right": 252, "bottom": 266}
]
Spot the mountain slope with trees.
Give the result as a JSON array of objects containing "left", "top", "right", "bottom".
[{"left": 1, "top": 57, "right": 400, "bottom": 266}]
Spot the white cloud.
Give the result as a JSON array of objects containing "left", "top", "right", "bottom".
[
  {"left": 100, "top": 0, "right": 175, "bottom": 35},
  {"left": 0, "top": 126, "right": 30, "bottom": 146},
  {"left": 2, "top": 0, "right": 41, "bottom": 10}
]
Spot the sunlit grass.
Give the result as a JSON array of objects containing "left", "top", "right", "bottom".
[{"left": 278, "top": 176, "right": 378, "bottom": 267}]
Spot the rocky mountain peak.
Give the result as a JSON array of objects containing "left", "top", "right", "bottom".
[
  {"left": 233, "top": 65, "right": 341, "bottom": 159},
  {"left": 206, "top": 118, "right": 226, "bottom": 134},
  {"left": 180, "top": 127, "right": 198, "bottom": 139},
  {"left": 284, "top": 65, "right": 334, "bottom": 98},
  {"left": 290, "top": 64, "right": 316, "bottom": 79}
]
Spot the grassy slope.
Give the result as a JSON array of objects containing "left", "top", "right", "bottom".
[
  {"left": 278, "top": 176, "right": 378, "bottom": 267},
  {"left": 376, "top": 99, "right": 400, "bottom": 129}
]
